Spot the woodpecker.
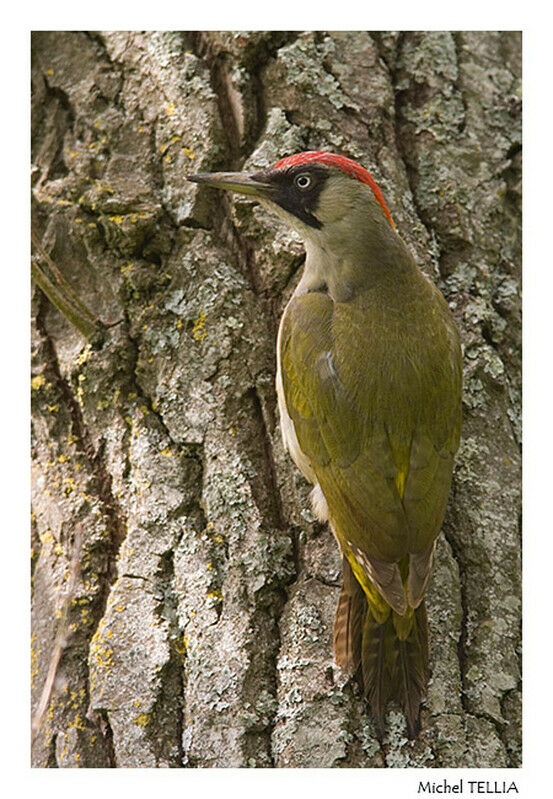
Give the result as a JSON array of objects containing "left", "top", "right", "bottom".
[{"left": 188, "top": 151, "right": 462, "bottom": 737}]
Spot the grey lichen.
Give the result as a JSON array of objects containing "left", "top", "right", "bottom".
[{"left": 31, "top": 30, "right": 521, "bottom": 768}]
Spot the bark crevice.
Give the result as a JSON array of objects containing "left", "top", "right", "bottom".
[{"left": 31, "top": 30, "right": 521, "bottom": 768}]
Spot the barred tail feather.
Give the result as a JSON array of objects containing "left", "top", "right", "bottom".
[
  {"left": 333, "top": 557, "right": 430, "bottom": 737},
  {"left": 394, "top": 602, "right": 429, "bottom": 737},
  {"left": 359, "top": 600, "right": 429, "bottom": 738},
  {"left": 361, "top": 608, "right": 392, "bottom": 735},
  {"left": 333, "top": 558, "right": 365, "bottom": 673}
]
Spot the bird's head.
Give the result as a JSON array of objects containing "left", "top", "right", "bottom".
[{"left": 188, "top": 151, "right": 398, "bottom": 263}]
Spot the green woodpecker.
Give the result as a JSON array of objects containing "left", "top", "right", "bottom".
[{"left": 188, "top": 151, "right": 462, "bottom": 737}]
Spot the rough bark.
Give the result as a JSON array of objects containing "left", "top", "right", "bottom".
[{"left": 30, "top": 31, "right": 521, "bottom": 768}]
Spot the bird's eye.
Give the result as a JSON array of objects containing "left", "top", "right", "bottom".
[{"left": 295, "top": 173, "right": 312, "bottom": 190}]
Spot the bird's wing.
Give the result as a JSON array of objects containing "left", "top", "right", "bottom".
[
  {"left": 279, "top": 285, "right": 461, "bottom": 608},
  {"left": 279, "top": 291, "right": 409, "bottom": 611},
  {"left": 279, "top": 291, "right": 364, "bottom": 470}
]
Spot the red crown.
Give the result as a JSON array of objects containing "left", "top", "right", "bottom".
[{"left": 273, "top": 151, "right": 395, "bottom": 229}]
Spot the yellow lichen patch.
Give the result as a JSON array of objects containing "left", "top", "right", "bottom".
[
  {"left": 89, "top": 621, "right": 114, "bottom": 681},
  {"left": 165, "top": 103, "right": 177, "bottom": 116},
  {"left": 192, "top": 310, "right": 207, "bottom": 341},
  {"left": 58, "top": 454, "right": 68, "bottom": 463},
  {"left": 40, "top": 529, "right": 54, "bottom": 545},
  {"left": 47, "top": 404, "right": 60, "bottom": 413},
  {"left": 160, "top": 447, "right": 173, "bottom": 457},
  {"left": 69, "top": 713, "right": 86, "bottom": 732},
  {"left": 75, "top": 345, "right": 92, "bottom": 367},
  {"left": 31, "top": 635, "right": 39, "bottom": 687},
  {"left": 132, "top": 712, "right": 151, "bottom": 728},
  {"left": 45, "top": 68, "right": 54, "bottom": 75},
  {"left": 176, "top": 319, "right": 183, "bottom": 329},
  {"left": 63, "top": 477, "right": 76, "bottom": 495},
  {"left": 181, "top": 147, "right": 195, "bottom": 160},
  {"left": 47, "top": 699, "right": 57, "bottom": 722},
  {"left": 108, "top": 215, "right": 124, "bottom": 225},
  {"left": 175, "top": 635, "right": 188, "bottom": 660},
  {"left": 31, "top": 374, "right": 46, "bottom": 391}
]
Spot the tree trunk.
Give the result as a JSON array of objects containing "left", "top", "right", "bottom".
[{"left": 30, "top": 31, "right": 521, "bottom": 768}]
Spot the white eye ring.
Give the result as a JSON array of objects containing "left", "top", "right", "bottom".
[{"left": 295, "top": 173, "right": 311, "bottom": 189}]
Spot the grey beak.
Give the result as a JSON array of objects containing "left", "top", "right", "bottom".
[{"left": 187, "top": 171, "right": 273, "bottom": 198}]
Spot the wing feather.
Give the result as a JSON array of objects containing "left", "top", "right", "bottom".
[{"left": 279, "top": 275, "right": 461, "bottom": 602}]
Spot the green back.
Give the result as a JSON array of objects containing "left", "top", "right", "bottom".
[{"left": 280, "top": 270, "right": 462, "bottom": 562}]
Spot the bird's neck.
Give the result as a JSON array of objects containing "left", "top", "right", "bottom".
[{"left": 296, "top": 220, "right": 417, "bottom": 303}]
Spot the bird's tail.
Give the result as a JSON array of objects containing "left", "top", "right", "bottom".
[
  {"left": 362, "top": 600, "right": 429, "bottom": 737},
  {"left": 334, "top": 559, "right": 429, "bottom": 738}
]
